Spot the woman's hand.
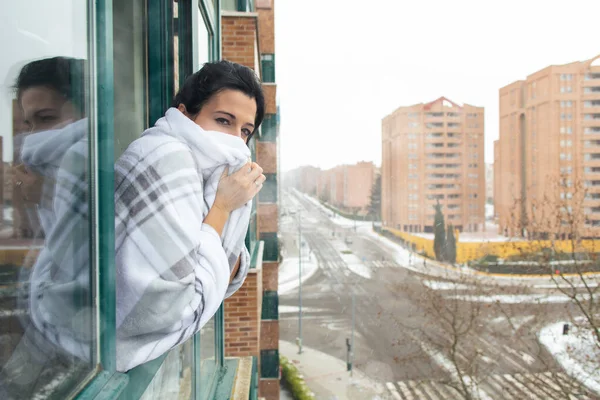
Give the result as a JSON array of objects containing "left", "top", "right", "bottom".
[
  {"left": 213, "top": 162, "right": 266, "bottom": 213},
  {"left": 12, "top": 164, "right": 45, "bottom": 205}
]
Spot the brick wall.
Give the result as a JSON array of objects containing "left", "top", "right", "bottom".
[
  {"left": 258, "top": 204, "right": 278, "bottom": 232},
  {"left": 257, "top": 5, "right": 274, "bottom": 53},
  {"left": 262, "top": 84, "right": 277, "bottom": 114},
  {"left": 257, "top": 142, "right": 277, "bottom": 173},
  {"left": 224, "top": 269, "right": 263, "bottom": 357},
  {"left": 222, "top": 15, "right": 257, "bottom": 70}
]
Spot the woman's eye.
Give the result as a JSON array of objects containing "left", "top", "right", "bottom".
[
  {"left": 242, "top": 129, "right": 251, "bottom": 137},
  {"left": 216, "top": 118, "right": 230, "bottom": 125},
  {"left": 40, "top": 115, "right": 57, "bottom": 122}
]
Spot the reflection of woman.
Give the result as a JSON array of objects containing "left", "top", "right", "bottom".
[
  {"left": 115, "top": 61, "right": 266, "bottom": 371},
  {"left": 1, "top": 57, "right": 91, "bottom": 398}
]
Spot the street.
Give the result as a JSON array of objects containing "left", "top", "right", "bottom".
[{"left": 279, "top": 191, "right": 598, "bottom": 400}]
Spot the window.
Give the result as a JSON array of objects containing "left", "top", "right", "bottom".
[
  {"left": 561, "top": 167, "right": 573, "bottom": 174},
  {"left": 560, "top": 140, "right": 572, "bottom": 147},
  {"left": 560, "top": 126, "right": 573, "bottom": 134},
  {"left": 560, "top": 153, "right": 572, "bottom": 161},
  {"left": 0, "top": 3, "right": 97, "bottom": 399}
]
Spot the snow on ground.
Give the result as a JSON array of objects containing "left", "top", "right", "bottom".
[
  {"left": 329, "top": 238, "right": 372, "bottom": 279},
  {"left": 448, "top": 293, "right": 592, "bottom": 304},
  {"left": 296, "top": 190, "right": 372, "bottom": 229},
  {"left": 278, "top": 257, "right": 319, "bottom": 295},
  {"left": 539, "top": 321, "right": 600, "bottom": 396},
  {"left": 278, "top": 305, "right": 327, "bottom": 314},
  {"left": 422, "top": 280, "right": 472, "bottom": 290}
]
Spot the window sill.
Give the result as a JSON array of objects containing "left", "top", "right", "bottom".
[{"left": 213, "top": 357, "right": 257, "bottom": 400}]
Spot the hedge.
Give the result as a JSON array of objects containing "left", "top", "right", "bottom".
[{"left": 280, "top": 356, "right": 315, "bottom": 400}]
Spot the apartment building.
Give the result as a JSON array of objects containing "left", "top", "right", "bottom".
[
  {"left": 495, "top": 55, "right": 600, "bottom": 239},
  {"left": 382, "top": 97, "right": 485, "bottom": 233}
]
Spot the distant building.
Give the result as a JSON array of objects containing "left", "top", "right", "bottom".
[
  {"left": 495, "top": 54, "right": 600, "bottom": 239},
  {"left": 288, "top": 161, "right": 376, "bottom": 215},
  {"left": 381, "top": 96, "right": 486, "bottom": 233}
]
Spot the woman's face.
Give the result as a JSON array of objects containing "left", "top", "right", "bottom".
[
  {"left": 20, "top": 86, "right": 79, "bottom": 133},
  {"left": 179, "top": 89, "right": 257, "bottom": 143}
]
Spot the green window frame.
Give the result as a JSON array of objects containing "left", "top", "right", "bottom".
[
  {"left": 258, "top": 173, "right": 278, "bottom": 203},
  {"left": 260, "top": 54, "right": 275, "bottom": 83},
  {"left": 259, "top": 113, "right": 278, "bottom": 142},
  {"left": 261, "top": 291, "right": 279, "bottom": 320}
]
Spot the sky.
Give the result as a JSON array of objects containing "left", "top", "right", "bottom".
[{"left": 274, "top": 0, "right": 600, "bottom": 173}]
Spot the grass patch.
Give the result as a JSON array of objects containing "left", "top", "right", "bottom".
[
  {"left": 340, "top": 250, "right": 352, "bottom": 255},
  {"left": 280, "top": 356, "right": 315, "bottom": 400}
]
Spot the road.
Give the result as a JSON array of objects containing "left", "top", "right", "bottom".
[{"left": 278, "top": 190, "right": 598, "bottom": 400}]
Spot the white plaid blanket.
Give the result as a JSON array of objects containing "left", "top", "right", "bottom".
[{"left": 114, "top": 108, "right": 252, "bottom": 371}]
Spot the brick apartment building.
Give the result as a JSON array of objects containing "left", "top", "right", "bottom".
[
  {"left": 288, "top": 162, "right": 376, "bottom": 216},
  {"left": 381, "top": 97, "right": 485, "bottom": 233},
  {"left": 495, "top": 55, "right": 600, "bottom": 239},
  {"left": 221, "top": 1, "right": 281, "bottom": 398}
]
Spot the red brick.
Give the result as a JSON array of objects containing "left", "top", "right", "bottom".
[{"left": 258, "top": 204, "right": 278, "bottom": 232}]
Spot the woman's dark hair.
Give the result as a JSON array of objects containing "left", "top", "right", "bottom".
[
  {"left": 172, "top": 60, "right": 265, "bottom": 141},
  {"left": 14, "top": 57, "right": 87, "bottom": 114}
]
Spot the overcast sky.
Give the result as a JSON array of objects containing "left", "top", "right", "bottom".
[{"left": 275, "top": 0, "right": 600, "bottom": 173}]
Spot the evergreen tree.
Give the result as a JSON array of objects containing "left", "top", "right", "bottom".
[
  {"left": 367, "top": 174, "right": 382, "bottom": 220},
  {"left": 433, "top": 201, "right": 446, "bottom": 261},
  {"left": 446, "top": 224, "right": 457, "bottom": 264}
]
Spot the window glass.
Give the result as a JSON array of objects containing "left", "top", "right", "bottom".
[
  {"left": 0, "top": 1, "right": 95, "bottom": 398},
  {"left": 280, "top": 2, "right": 600, "bottom": 399},
  {"left": 139, "top": 340, "right": 194, "bottom": 400},
  {"left": 113, "top": 0, "right": 148, "bottom": 157},
  {"left": 198, "top": 315, "right": 216, "bottom": 398},
  {"left": 197, "top": 6, "right": 211, "bottom": 69}
]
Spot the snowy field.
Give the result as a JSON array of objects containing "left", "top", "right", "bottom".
[{"left": 539, "top": 321, "right": 600, "bottom": 396}]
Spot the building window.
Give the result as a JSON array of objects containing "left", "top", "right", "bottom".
[
  {"left": 560, "top": 153, "right": 572, "bottom": 161},
  {"left": 560, "top": 140, "right": 572, "bottom": 147}
]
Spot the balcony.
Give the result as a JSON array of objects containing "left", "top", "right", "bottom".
[
  {"left": 426, "top": 122, "right": 444, "bottom": 129},
  {"left": 425, "top": 143, "right": 445, "bottom": 149},
  {"left": 585, "top": 73, "right": 600, "bottom": 81},
  {"left": 585, "top": 127, "right": 600, "bottom": 135},
  {"left": 583, "top": 153, "right": 600, "bottom": 161},
  {"left": 425, "top": 132, "right": 444, "bottom": 139},
  {"left": 426, "top": 163, "right": 445, "bottom": 169}
]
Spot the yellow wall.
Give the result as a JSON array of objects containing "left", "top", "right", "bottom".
[{"left": 383, "top": 228, "right": 600, "bottom": 263}]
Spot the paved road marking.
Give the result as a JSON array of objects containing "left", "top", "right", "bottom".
[
  {"left": 503, "top": 373, "right": 544, "bottom": 399},
  {"left": 418, "top": 381, "right": 442, "bottom": 400},
  {"left": 385, "top": 382, "right": 402, "bottom": 400},
  {"left": 477, "top": 336, "right": 530, "bottom": 373},
  {"left": 396, "top": 381, "right": 415, "bottom": 399},
  {"left": 406, "top": 380, "right": 429, "bottom": 399},
  {"left": 387, "top": 372, "right": 588, "bottom": 400},
  {"left": 513, "top": 373, "right": 561, "bottom": 399}
]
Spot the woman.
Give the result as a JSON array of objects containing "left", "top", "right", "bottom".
[{"left": 115, "top": 60, "right": 266, "bottom": 371}]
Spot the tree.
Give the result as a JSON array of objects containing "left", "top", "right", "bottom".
[
  {"left": 367, "top": 173, "right": 381, "bottom": 221},
  {"left": 434, "top": 201, "right": 446, "bottom": 261},
  {"left": 446, "top": 224, "right": 457, "bottom": 264}
]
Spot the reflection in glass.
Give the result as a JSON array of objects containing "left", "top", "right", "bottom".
[
  {"left": 199, "top": 316, "right": 216, "bottom": 398},
  {"left": 0, "top": 3, "right": 94, "bottom": 398},
  {"left": 139, "top": 341, "right": 194, "bottom": 400}
]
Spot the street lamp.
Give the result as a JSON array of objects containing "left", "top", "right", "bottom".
[{"left": 297, "top": 208, "right": 303, "bottom": 354}]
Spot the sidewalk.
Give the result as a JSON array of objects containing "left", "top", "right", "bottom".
[{"left": 279, "top": 341, "right": 388, "bottom": 400}]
